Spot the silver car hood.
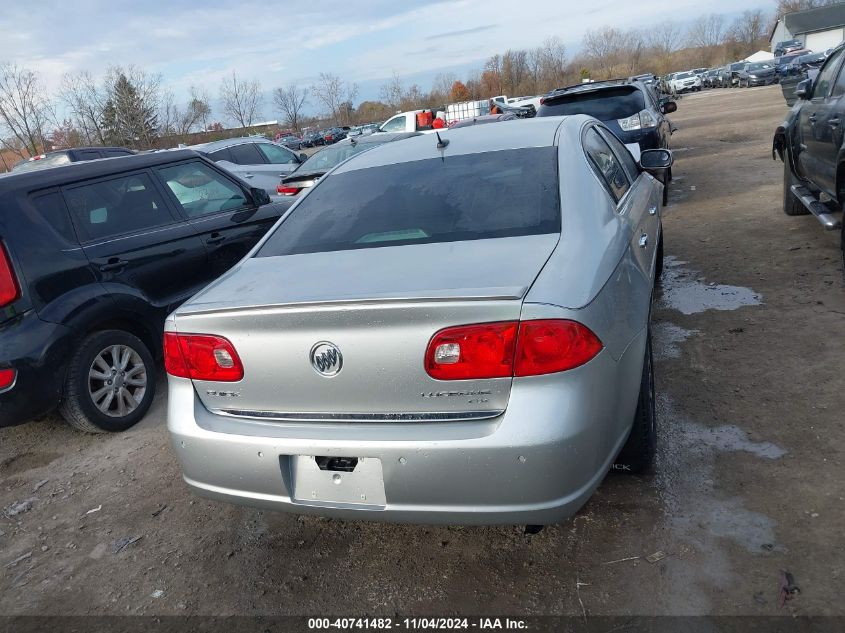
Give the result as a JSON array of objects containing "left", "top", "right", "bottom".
[{"left": 180, "top": 234, "right": 560, "bottom": 314}]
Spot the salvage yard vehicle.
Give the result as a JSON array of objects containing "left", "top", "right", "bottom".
[
  {"left": 669, "top": 71, "right": 702, "bottom": 93},
  {"left": 737, "top": 61, "right": 777, "bottom": 88},
  {"left": 165, "top": 116, "right": 672, "bottom": 525},
  {"left": 773, "top": 43, "right": 845, "bottom": 264},
  {"left": 188, "top": 137, "right": 308, "bottom": 197},
  {"left": 277, "top": 132, "right": 419, "bottom": 197},
  {"left": 537, "top": 79, "right": 675, "bottom": 203},
  {"left": 10, "top": 147, "right": 135, "bottom": 172},
  {"left": 0, "top": 150, "right": 288, "bottom": 432}
]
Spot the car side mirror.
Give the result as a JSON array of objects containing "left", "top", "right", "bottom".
[
  {"left": 661, "top": 101, "right": 677, "bottom": 114},
  {"left": 299, "top": 153, "right": 308, "bottom": 162},
  {"left": 639, "top": 149, "right": 673, "bottom": 172},
  {"left": 249, "top": 186, "right": 271, "bottom": 206},
  {"left": 795, "top": 78, "right": 813, "bottom": 99}
]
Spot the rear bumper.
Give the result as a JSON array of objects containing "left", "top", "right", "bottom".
[
  {"left": 167, "top": 335, "right": 645, "bottom": 525},
  {"left": 0, "top": 312, "right": 73, "bottom": 426}
]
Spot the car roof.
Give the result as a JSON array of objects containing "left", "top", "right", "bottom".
[
  {"left": 0, "top": 149, "right": 201, "bottom": 195},
  {"left": 188, "top": 137, "right": 273, "bottom": 152},
  {"left": 333, "top": 117, "right": 567, "bottom": 175},
  {"left": 334, "top": 132, "right": 418, "bottom": 146}
]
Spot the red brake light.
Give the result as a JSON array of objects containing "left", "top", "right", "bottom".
[
  {"left": 0, "top": 368, "right": 16, "bottom": 390},
  {"left": 539, "top": 97, "right": 546, "bottom": 105},
  {"left": 425, "top": 322, "right": 517, "bottom": 380},
  {"left": 514, "top": 320, "right": 602, "bottom": 376},
  {"left": 425, "top": 319, "right": 602, "bottom": 380},
  {"left": 164, "top": 332, "right": 243, "bottom": 382},
  {"left": 0, "top": 243, "right": 20, "bottom": 308},
  {"left": 276, "top": 185, "right": 301, "bottom": 196}
]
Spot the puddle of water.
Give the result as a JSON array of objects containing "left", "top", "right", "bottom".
[
  {"left": 659, "top": 257, "right": 762, "bottom": 315},
  {"left": 682, "top": 424, "right": 787, "bottom": 460},
  {"left": 652, "top": 322, "right": 699, "bottom": 360}
]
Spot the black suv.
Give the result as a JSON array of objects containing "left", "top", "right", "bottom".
[
  {"left": 773, "top": 43, "right": 845, "bottom": 264},
  {"left": 0, "top": 150, "right": 287, "bottom": 432},
  {"left": 537, "top": 80, "right": 676, "bottom": 203},
  {"left": 11, "top": 147, "right": 135, "bottom": 173}
]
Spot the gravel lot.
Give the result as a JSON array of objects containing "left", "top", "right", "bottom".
[{"left": 1, "top": 85, "right": 844, "bottom": 617}]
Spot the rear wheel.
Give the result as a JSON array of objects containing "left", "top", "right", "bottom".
[
  {"left": 59, "top": 330, "right": 156, "bottom": 433},
  {"left": 783, "top": 156, "right": 809, "bottom": 216},
  {"left": 612, "top": 331, "right": 656, "bottom": 474}
]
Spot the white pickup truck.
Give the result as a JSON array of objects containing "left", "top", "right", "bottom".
[{"left": 377, "top": 97, "right": 536, "bottom": 134}]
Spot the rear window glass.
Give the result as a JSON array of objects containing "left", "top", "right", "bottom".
[
  {"left": 538, "top": 88, "right": 645, "bottom": 120},
  {"left": 257, "top": 147, "right": 560, "bottom": 257},
  {"left": 11, "top": 152, "right": 72, "bottom": 173},
  {"left": 298, "top": 142, "right": 381, "bottom": 173}
]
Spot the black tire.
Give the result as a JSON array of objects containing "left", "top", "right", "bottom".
[
  {"left": 59, "top": 330, "right": 156, "bottom": 433},
  {"left": 612, "top": 331, "right": 656, "bottom": 474},
  {"left": 783, "top": 156, "right": 809, "bottom": 216}
]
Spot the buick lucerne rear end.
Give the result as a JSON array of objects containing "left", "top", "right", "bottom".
[{"left": 166, "top": 117, "right": 664, "bottom": 525}]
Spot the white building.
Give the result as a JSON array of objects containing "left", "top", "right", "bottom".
[{"left": 770, "top": 2, "right": 845, "bottom": 53}]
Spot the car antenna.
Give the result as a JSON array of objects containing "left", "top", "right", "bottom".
[{"left": 435, "top": 132, "right": 449, "bottom": 150}]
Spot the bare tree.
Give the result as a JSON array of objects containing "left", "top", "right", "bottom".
[
  {"left": 273, "top": 83, "right": 308, "bottom": 131},
  {"left": 311, "top": 73, "right": 357, "bottom": 125},
  {"left": 530, "top": 37, "right": 568, "bottom": 92},
  {"left": 648, "top": 20, "right": 682, "bottom": 71},
  {"left": 688, "top": 13, "right": 725, "bottom": 49},
  {"left": 776, "top": 0, "right": 839, "bottom": 17},
  {"left": 0, "top": 63, "right": 53, "bottom": 158},
  {"left": 379, "top": 72, "right": 404, "bottom": 109},
  {"left": 59, "top": 71, "right": 107, "bottom": 145},
  {"left": 430, "top": 72, "right": 457, "bottom": 103},
  {"left": 220, "top": 70, "right": 262, "bottom": 129},
  {"left": 190, "top": 86, "right": 212, "bottom": 131},
  {"left": 728, "top": 9, "right": 769, "bottom": 53}
]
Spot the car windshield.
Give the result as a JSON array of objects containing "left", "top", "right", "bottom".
[
  {"left": 730, "top": 62, "right": 746, "bottom": 70},
  {"left": 748, "top": 63, "right": 773, "bottom": 71},
  {"left": 257, "top": 147, "right": 560, "bottom": 256},
  {"left": 297, "top": 141, "right": 384, "bottom": 173},
  {"left": 676, "top": 72, "right": 693, "bottom": 79},
  {"left": 540, "top": 87, "right": 645, "bottom": 120},
  {"left": 11, "top": 152, "right": 72, "bottom": 173}
]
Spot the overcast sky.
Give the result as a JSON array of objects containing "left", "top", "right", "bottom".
[{"left": 1, "top": 0, "right": 770, "bottom": 118}]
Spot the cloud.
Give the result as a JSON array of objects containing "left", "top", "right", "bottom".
[{"left": 425, "top": 25, "right": 498, "bottom": 40}]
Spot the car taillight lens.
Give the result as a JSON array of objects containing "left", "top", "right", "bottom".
[
  {"left": 164, "top": 332, "right": 243, "bottom": 381},
  {"left": 0, "top": 368, "right": 16, "bottom": 390},
  {"left": 514, "top": 320, "right": 603, "bottom": 376},
  {"left": 425, "top": 322, "right": 517, "bottom": 380},
  {"left": 425, "top": 319, "right": 602, "bottom": 380},
  {"left": 0, "top": 243, "right": 20, "bottom": 308},
  {"left": 277, "top": 185, "right": 301, "bottom": 195},
  {"left": 618, "top": 113, "right": 642, "bottom": 131}
]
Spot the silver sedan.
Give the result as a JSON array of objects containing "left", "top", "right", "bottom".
[{"left": 165, "top": 116, "right": 671, "bottom": 525}]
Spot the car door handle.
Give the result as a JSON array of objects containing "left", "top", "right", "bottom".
[
  {"left": 649, "top": 206, "right": 657, "bottom": 216},
  {"left": 830, "top": 117, "right": 840, "bottom": 127},
  {"left": 809, "top": 114, "right": 818, "bottom": 123},
  {"left": 243, "top": 173, "right": 254, "bottom": 179},
  {"left": 206, "top": 233, "right": 225, "bottom": 245},
  {"left": 639, "top": 234, "right": 649, "bottom": 248},
  {"left": 99, "top": 258, "right": 128, "bottom": 272}
]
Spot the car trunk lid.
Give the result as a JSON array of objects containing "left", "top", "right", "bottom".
[{"left": 173, "top": 234, "right": 558, "bottom": 419}]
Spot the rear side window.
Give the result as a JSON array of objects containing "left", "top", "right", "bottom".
[
  {"left": 157, "top": 161, "right": 249, "bottom": 218},
  {"left": 207, "top": 148, "right": 232, "bottom": 162},
  {"left": 539, "top": 88, "right": 645, "bottom": 120},
  {"left": 228, "top": 143, "right": 265, "bottom": 165},
  {"left": 597, "top": 127, "right": 639, "bottom": 182},
  {"left": 257, "top": 147, "right": 560, "bottom": 257},
  {"left": 75, "top": 150, "right": 103, "bottom": 161},
  {"left": 584, "top": 127, "right": 630, "bottom": 203},
  {"left": 11, "top": 153, "right": 72, "bottom": 173},
  {"left": 256, "top": 142, "right": 298, "bottom": 164},
  {"left": 30, "top": 190, "right": 77, "bottom": 243},
  {"left": 64, "top": 172, "right": 174, "bottom": 242}
]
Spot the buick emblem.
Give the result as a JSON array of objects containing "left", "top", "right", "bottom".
[{"left": 310, "top": 342, "right": 343, "bottom": 377}]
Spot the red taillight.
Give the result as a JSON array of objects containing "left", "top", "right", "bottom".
[
  {"left": 425, "top": 322, "right": 517, "bottom": 380},
  {"left": 164, "top": 332, "right": 243, "bottom": 382},
  {"left": 0, "top": 368, "right": 16, "bottom": 390},
  {"left": 0, "top": 243, "right": 20, "bottom": 308},
  {"left": 276, "top": 185, "right": 301, "bottom": 196},
  {"left": 425, "top": 319, "right": 602, "bottom": 380},
  {"left": 514, "top": 320, "right": 602, "bottom": 376},
  {"left": 539, "top": 97, "right": 546, "bottom": 105}
]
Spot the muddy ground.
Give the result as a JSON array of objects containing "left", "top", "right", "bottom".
[{"left": 1, "top": 85, "right": 844, "bottom": 617}]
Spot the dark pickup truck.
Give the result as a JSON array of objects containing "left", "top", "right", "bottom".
[{"left": 773, "top": 43, "right": 845, "bottom": 265}]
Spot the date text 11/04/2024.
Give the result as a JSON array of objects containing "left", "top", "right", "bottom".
[{"left": 307, "top": 618, "right": 528, "bottom": 630}]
